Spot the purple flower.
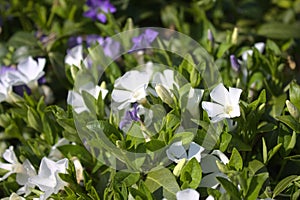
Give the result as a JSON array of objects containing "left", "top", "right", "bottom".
[
  {"left": 119, "top": 103, "right": 141, "bottom": 129},
  {"left": 130, "top": 29, "right": 159, "bottom": 52},
  {"left": 100, "top": 37, "right": 121, "bottom": 59},
  {"left": 208, "top": 29, "right": 214, "bottom": 44},
  {"left": 68, "top": 36, "right": 83, "bottom": 49},
  {"left": 13, "top": 85, "right": 31, "bottom": 96},
  {"left": 86, "top": 34, "right": 104, "bottom": 46},
  {"left": 230, "top": 54, "right": 241, "bottom": 72},
  {"left": 84, "top": 0, "right": 116, "bottom": 23}
]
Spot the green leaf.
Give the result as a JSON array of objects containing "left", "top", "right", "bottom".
[
  {"left": 27, "top": 107, "right": 42, "bottom": 132},
  {"left": 145, "top": 139, "right": 165, "bottom": 151},
  {"left": 114, "top": 172, "right": 140, "bottom": 187},
  {"left": 248, "top": 90, "right": 266, "bottom": 111},
  {"left": 229, "top": 148, "right": 243, "bottom": 171},
  {"left": 262, "top": 137, "right": 267, "bottom": 164},
  {"left": 290, "top": 81, "right": 300, "bottom": 111},
  {"left": 8, "top": 31, "right": 40, "bottom": 47},
  {"left": 217, "top": 177, "right": 241, "bottom": 200},
  {"left": 216, "top": 43, "right": 232, "bottom": 58},
  {"left": 273, "top": 175, "right": 298, "bottom": 198},
  {"left": 245, "top": 172, "right": 269, "bottom": 200},
  {"left": 180, "top": 158, "right": 202, "bottom": 189},
  {"left": 267, "top": 143, "right": 282, "bottom": 162},
  {"left": 144, "top": 167, "right": 180, "bottom": 199},
  {"left": 220, "top": 132, "right": 232, "bottom": 152},
  {"left": 276, "top": 115, "right": 300, "bottom": 132},
  {"left": 257, "top": 22, "right": 300, "bottom": 39}
]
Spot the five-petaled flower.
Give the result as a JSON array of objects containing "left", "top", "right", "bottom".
[
  {"left": 28, "top": 157, "right": 68, "bottom": 200},
  {"left": 0, "top": 146, "right": 37, "bottom": 196},
  {"left": 7, "top": 56, "right": 46, "bottom": 89},
  {"left": 83, "top": 0, "right": 116, "bottom": 23},
  {"left": 166, "top": 141, "right": 205, "bottom": 163},
  {"left": 202, "top": 83, "right": 242, "bottom": 123},
  {"left": 130, "top": 29, "right": 159, "bottom": 52},
  {"left": 119, "top": 103, "right": 141, "bottom": 129},
  {"left": 112, "top": 70, "right": 150, "bottom": 110}
]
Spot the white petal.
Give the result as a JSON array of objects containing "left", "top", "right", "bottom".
[
  {"left": 176, "top": 188, "right": 200, "bottom": 200},
  {"left": 229, "top": 104, "right": 240, "bottom": 118},
  {"left": 242, "top": 50, "right": 253, "bottom": 61},
  {"left": 202, "top": 102, "right": 224, "bottom": 118},
  {"left": 111, "top": 89, "right": 132, "bottom": 103},
  {"left": 188, "top": 142, "right": 205, "bottom": 162},
  {"left": 114, "top": 71, "right": 150, "bottom": 91},
  {"left": 254, "top": 42, "right": 265, "bottom": 53},
  {"left": 166, "top": 141, "right": 187, "bottom": 163},
  {"left": 16, "top": 159, "right": 36, "bottom": 185},
  {"left": 210, "top": 83, "right": 229, "bottom": 105},
  {"left": 17, "top": 57, "right": 45, "bottom": 82},
  {"left": 228, "top": 87, "right": 242, "bottom": 105},
  {"left": 65, "top": 45, "right": 83, "bottom": 67},
  {"left": 0, "top": 171, "right": 13, "bottom": 181},
  {"left": 201, "top": 154, "right": 219, "bottom": 174},
  {"left": 210, "top": 113, "right": 229, "bottom": 123},
  {"left": 211, "top": 150, "right": 229, "bottom": 164},
  {"left": 200, "top": 172, "right": 224, "bottom": 188},
  {"left": 3, "top": 146, "right": 18, "bottom": 164},
  {"left": 0, "top": 163, "right": 13, "bottom": 171}
]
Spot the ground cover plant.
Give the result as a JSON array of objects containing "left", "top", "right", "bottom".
[{"left": 0, "top": 0, "right": 300, "bottom": 199}]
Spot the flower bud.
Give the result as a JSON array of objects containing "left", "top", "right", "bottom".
[
  {"left": 231, "top": 27, "right": 238, "bottom": 45},
  {"left": 155, "top": 84, "right": 175, "bottom": 107},
  {"left": 173, "top": 158, "right": 186, "bottom": 176},
  {"left": 230, "top": 55, "right": 240, "bottom": 72},
  {"left": 286, "top": 100, "right": 300, "bottom": 121}
]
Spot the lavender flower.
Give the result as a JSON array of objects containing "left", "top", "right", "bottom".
[
  {"left": 208, "top": 29, "right": 214, "bottom": 44},
  {"left": 130, "top": 29, "right": 159, "bottom": 52},
  {"left": 119, "top": 103, "right": 141, "bottom": 129},
  {"left": 83, "top": 0, "right": 116, "bottom": 23},
  {"left": 230, "top": 54, "right": 241, "bottom": 72}
]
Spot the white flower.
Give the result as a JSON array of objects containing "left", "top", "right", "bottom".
[
  {"left": 1, "top": 192, "right": 26, "bottom": 200},
  {"left": 65, "top": 45, "right": 84, "bottom": 67},
  {"left": 0, "top": 82, "right": 9, "bottom": 103},
  {"left": 0, "top": 146, "right": 36, "bottom": 196},
  {"left": 166, "top": 141, "right": 205, "bottom": 163},
  {"left": 242, "top": 42, "right": 265, "bottom": 61},
  {"left": 67, "top": 82, "right": 108, "bottom": 113},
  {"left": 176, "top": 188, "right": 200, "bottom": 200},
  {"left": 29, "top": 157, "right": 68, "bottom": 200},
  {"left": 202, "top": 83, "right": 242, "bottom": 123},
  {"left": 112, "top": 70, "right": 150, "bottom": 110},
  {"left": 200, "top": 150, "right": 229, "bottom": 189},
  {"left": 7, "top": 56, "right": 45, "bottom": 87},
  {"left": 48, "top": 138, "right": 69, "bottom": 160},
  {"left": 0, "top": 146, "right": 22, "bottom": 181},
  {"left": 152, "top": 69, "right": 179, "bottom": 96}
]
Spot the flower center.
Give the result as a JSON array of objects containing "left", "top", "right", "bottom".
[
  {"left": 132, "top": 87, "right": 146, "bottom": 101},
  {"left": 224, "top": 105, "right": 234, "bottom": 115}
]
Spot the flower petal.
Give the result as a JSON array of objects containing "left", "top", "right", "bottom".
[
  {"left": 229, "top": 87, "right": 242, "bottom": 105},
  {"left": 202, "top": 102, "right": 224, "bottom": 118},
  {"left": 201, "top": 154, "right": 219, "bottom": 174},
  {"left": 210, "top": 83, "right": 229, "bottom": 105},
  {"left": 188, "top": 142, "right": 205, "bottom": 162},
  {"left": 176, "top": 188, "right": 200, "bottom": 200},
  {"left": 166, "top": 141, "right": 187, "bottom": 163}
]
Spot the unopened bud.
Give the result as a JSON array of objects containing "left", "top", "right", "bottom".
[
  {"left": 231, "top": 27, "right": 238, "bottom": 45},
  {"left": 155, "top": 84, "right": 175, "bottom": 107},
  {"left": 230, "top": 55, "right": 240, "bottom": 72},
  {"left": 173, "top": 158, "right": 186, "bottom": 176},
  {"left": 286, "top": 100, "right": 300, "bottom": 121}
]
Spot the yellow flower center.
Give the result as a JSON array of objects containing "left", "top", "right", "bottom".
[{"left": 224, "top": 105, "right": 233, "bottom": 115}]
